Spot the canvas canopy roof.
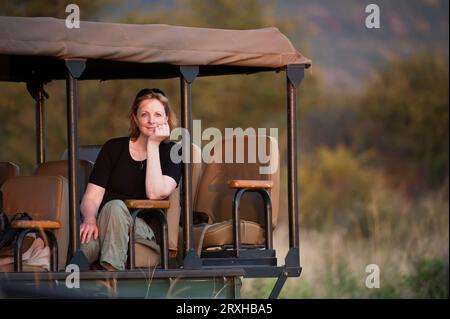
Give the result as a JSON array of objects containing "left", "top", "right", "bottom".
[{"left": 0, "top": 16, "right": 311, "bottom": 82}]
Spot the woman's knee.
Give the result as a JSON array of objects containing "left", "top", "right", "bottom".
[
  {"left": 80, "top": 239, "right": 100, "bottom": 264},
  {"left": 99, "top": 200, "right": 130, "bottom": 221}
]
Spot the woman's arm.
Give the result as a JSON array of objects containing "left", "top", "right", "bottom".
[
  {"left": 80, "top": 183, "right": 105, "bottom": 244},
  {"left": 145, "top": 141, "right": 177, "bottom": 199}
]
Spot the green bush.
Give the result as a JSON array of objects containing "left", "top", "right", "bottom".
[{"left": 405, "top": 257, "right": 449, "bottom": 298}]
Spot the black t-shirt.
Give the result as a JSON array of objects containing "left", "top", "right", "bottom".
[{"left": 89, "top": 137, "right": 182, "bottom": 210}]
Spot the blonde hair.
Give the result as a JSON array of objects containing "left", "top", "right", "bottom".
[{"left": 128, "top": 90, "right": 177, "bottom": 142}]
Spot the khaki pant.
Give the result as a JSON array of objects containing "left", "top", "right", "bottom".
[{"left": 81, "top": 199, "right": 158, "bottom": 270}]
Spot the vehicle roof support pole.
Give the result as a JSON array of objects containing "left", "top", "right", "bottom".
[
  {"left": 180, "top": 66, "right": 202, "bottom": 269},
  {"left": 27, "top": 82, "right": 48, "bottom": 165},
  {"left": 285, "top": 64, "right": 304, "bottom": 272},
  {"left": 65, "top": 59, "right": 86, "bottom": 265}
]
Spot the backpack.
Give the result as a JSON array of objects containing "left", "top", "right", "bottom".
[{"left": 0, "top": 192, "right": 33, "bottom": 250}]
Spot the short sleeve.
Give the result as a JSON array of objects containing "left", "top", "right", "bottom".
[
  {"left": 161, "top": 143, "right": 182, "bottom": 187},
  {"left": 89, "top": 139, "right": 115, "bottom": 188}
]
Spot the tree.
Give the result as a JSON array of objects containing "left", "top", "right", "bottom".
[{"left": 358, "top": 50, "right": 449, "bottom": 189}]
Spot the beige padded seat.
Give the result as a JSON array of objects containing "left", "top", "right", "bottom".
[
  {"left": 0, "top": 175, "right": 69, "bottom": 271},
  {"left": 35, "top": 160, "right": 94, "bottom": 197},
  {"left": 200, "top": 220, "right": 263, "bottom": 248},
  {"left": 134, "top": 241, "right": 160, "bottom": 268},
  {"left": 193, "top": 135, "right": 279, "bottom": 252},
  {"left": 0, "top": 162, "right": 20, "bottom": 188}
]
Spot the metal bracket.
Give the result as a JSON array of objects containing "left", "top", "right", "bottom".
[
  {"left": 65, "top": 59, "right": 86, "bottom": 79},
  {"left": 284, "top": 247, "right": 300, "bottom": 268},
  {"left": 183, "top": 249, "right": 202, "bottom": 269},
  {"left": 68, "top": 250, "right": 90, "bottom": 271},
  {"left": 180, "top": 66, "right": 199, "bottom": 83},
  {"left": 286, "top": 64, "right": 305, "bottom": 88},
  {"left": 269, "top": 270, "right": 288, "bottom": 299},
  {"left": 26, "top": 82, "right": 49, "bottom": 100}
]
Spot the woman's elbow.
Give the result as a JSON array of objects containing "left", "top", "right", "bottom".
[
  {"left": 146, "top": 181, "right": 175, "bottom": 200},
  {"left": 146, "top": 190, "right": 167, "bottom": 200}
]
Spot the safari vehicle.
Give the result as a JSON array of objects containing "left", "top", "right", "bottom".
[{"left": 0, "top": 16, "right": 311, "bottom": 298}]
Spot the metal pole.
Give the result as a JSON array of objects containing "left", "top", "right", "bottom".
[
  {"left": 180, "top": 66, "right": 201, "bottom": 269},
  {"left": 285, "top": 64, "right": 304, "bottom": 270},
  {"left": 66, "top": 72, "right": 79, "bottom": 257},
  {"left": 181, "top": 77, "right": 194, "bottom": 255},
  {"left": 287, "top": 79, "right": 299, "bottom": 250},
  {"left": 65, "top": 60, "right": 85, "bottom": 261},
  {"left": 35, "top": 85, "right": 46, "bottom": 165}
]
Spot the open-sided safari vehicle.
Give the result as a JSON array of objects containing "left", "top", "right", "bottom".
[{"left": 0, "top": 16, "right": 311, "bottom": 298}]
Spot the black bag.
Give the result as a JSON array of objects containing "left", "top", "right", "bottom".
[
  {"left": 0, "top": 191, "right": 9, "bottom": 241},
  {"left": 0, "top": 191, "right": 32, "bottom": 250}
]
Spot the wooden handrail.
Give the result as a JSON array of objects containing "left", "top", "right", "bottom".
[
  {"left": 228, "top": 180, "right": 273, "bottom": 189},
  {"left": 11, "top": 220, "right": 61, "bottom": 229},
  {"left": 124, "top": 199, "right": 170, "bottom": 209}
]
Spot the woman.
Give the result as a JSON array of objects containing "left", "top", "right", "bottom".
[{"left": 80, "top": 88, "right": 181, "bottom": 271}]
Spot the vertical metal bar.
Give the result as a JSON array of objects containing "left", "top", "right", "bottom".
[
  {"left": 66, "top": 71, "right": 80, "bottom": 259},
  {"left": 287, "top": 75, "right": 299, "bottom": 250},
  {"left": 232, "top": 189, "right": 244, "bottom": 257},
  {"left": 261, "top": 189, "right": 273, "bottom": 250},
  {"left": 181, "top": 76, "right": 194, "bottom": 257},
  {"left": 180, "top": 66, "right": 201, "bottom": 269},
  {"left": 35, "top": 85, "right": 46, "bottom": 165},
  {"left": 65, "top": 60, "right": 85, "bottom": 264},
  {"left": 45, "top": 230, "right": 59, "bottom": 272},
  {"left": 158, "top": 208, "right": 169, "bottom": 270},
  {"left": 129, "top": 209, "right": 139, "bottom": 270},
  {"left": 284, "top": 64, "right": 304, "bottom": 270},
  {"left": 14, "top": 230, "right": 30, "bottom": 272}
]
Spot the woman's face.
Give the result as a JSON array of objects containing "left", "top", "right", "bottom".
[{"left": 134, "top": 98, "right": 168, "bottom": 137}]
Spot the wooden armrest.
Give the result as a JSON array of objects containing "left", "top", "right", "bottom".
[
  {"left": 125, "top": 199, "right": 170, "bottom": 209},
  {"left": 11, "top": 220, "right": 61, "bottom": 229},
  {"left": 228, "top": 180, "right": 273, "bottom": 189}
]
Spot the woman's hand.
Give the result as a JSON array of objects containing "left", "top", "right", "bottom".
[
  {"left": 147, "top": 122, "right": 170, "bottom": 145},
  {"left": 80, "top": 217, "right": 99, "bottom": 244}
]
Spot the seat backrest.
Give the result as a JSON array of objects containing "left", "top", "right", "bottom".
[
  {"left": 194, "top": 135, "right": 280, "bottom": 227},
  {"left": 0, "top": 162, "right": 20, "bottom": 188},
  {"left": 1, "top": 175, "right": 69, "bottom": 271},
  {"left": 166, "top": 143, "right": 202, "bottom": 254},
  {"left": 35, "top": 160, "right": 94, "bottom": 198},
  {"left": 60, "top": 145, "right": 102, "bottom": 163}
]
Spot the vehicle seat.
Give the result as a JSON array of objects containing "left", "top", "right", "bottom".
[
  {"left": 193, "top": 135, "right": 279, "bottom": 254},
  {"left": 60, "top": 145, "right": 102, "bottom": 164},
  {"left": 0, "top": 175, "right": 69, "bottom": 271},
  {"left": 0, "top": 162, "right": 20, "bottom": 188},
  {"left": 34, "top": 160, "right": 94, "bottom": 198}
]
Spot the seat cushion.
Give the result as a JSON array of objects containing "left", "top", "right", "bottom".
[
  {"left": 0, "top": 263, "right": 47, "bottom": 272},
  {"left": 134, "top": 242, "right": 160, "bottom": 268},
  {"left": 201, "top": 220, "right": 263, "bottom": 248},
  {"left": 1, "top": 176, "right": 69, "bottom": 271}
]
